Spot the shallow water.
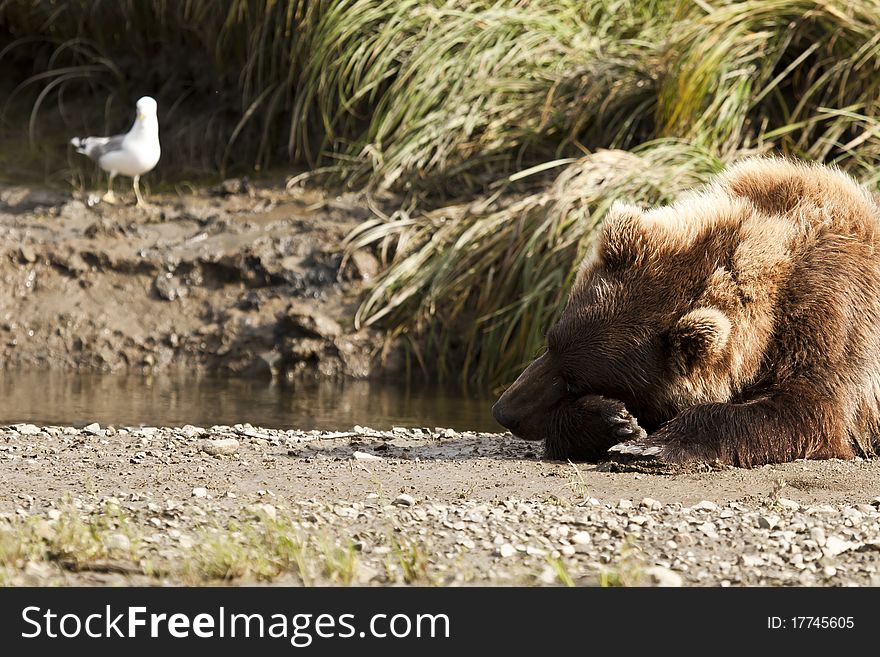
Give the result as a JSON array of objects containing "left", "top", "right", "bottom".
[{"left": 0, "top": 371, "right": 502, "bottom": 432}]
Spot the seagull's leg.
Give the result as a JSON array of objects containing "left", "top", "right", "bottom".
[
  {"left": 133, "top": 175, "right": 151, "bottom": 208},
  {"left": 103, "top": 172, "right": 119, "bottom": 204}
]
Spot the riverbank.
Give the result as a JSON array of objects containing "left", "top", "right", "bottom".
[
  {"left": 2, "top": 423, "right": 879, "bottom": 586},
  {"left": 0, "top": 181, "right": 388, "bottom": 379}
]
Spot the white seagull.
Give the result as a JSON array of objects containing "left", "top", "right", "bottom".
[{"left": 70, "top": 96, "right": 161, "bottom": 207}]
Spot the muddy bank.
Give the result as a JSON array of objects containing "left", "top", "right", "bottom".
[
  {"left": 0, "top": 181, "right": 390, "bottom": 379},
  {"left": 2, "top": 422, "right": 880, "bottom": 586}
]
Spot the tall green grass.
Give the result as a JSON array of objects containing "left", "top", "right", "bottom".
[
  {"left": 343, "top": 0, "right": 880, "bottom": 388},
  {"left": 2, "top": 1, "right": 880, "bottom": 386}
]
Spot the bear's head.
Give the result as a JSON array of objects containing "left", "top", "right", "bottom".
[{"left": 491, "top": 199, "right": 751, "bottom": 451}]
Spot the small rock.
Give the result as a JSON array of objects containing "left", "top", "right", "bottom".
[
  {"left": 777, "top": 498, "right": 800, "bottom": 511},
  {"left": 180, "top": 425, "right": 206, "bottom": 438},
  {"left": 538, "top": 566, "right": 557, "bottom": 585},
  {"left": 643, "top": 566, "right": 683, "bottom": 587},
  {"left": 618, "top": 499, "right": 633, "bottom": 510},
  {"left": 250, "top": 503, "right": 277, "bottom": 521},
  {"left": 697, "top": 522, "right": 718, "bottom": 537},
  {"left": 192, "top": 487, "right": 208, "bottom": 498},
  {"left": 83, "top": 422, "right": 102, "bottom": 434},
  {"left": 279, "top": 303, "right": 341, "bottom": 339},
  {"left": 757, "top": 514, "right": 779, "bottom": 530},
  {"left": 13, "top": 423, "right": 41, "bottom": 435},
  {"left": 353, "top": 451, "right": 383, "bottom": 461},
  {"left": 457, "top": 537, "right": 476, "bottom": 550},
  {"left": 393, "top": 493, "right": 415, "bottom": 507},
  {"left": 497, "top": 544, "right": 516, "bottom": 558},
  {"left": 200, "top": 438, "right": 240, "bottom": 456},
  {"left": 349, "top": 250, "right": 380, "bottom": 281},
  {"left": 355, "top": 563, "right": 380, "bottom": 585},
  {"left": 823, "top": 536, "right": 852, "bottom": 557},
  {"left": 153, "top": 272, "right": 188, "bottom": 301},
  {"left": 692, "top": 500, "right": 718, "bottom": 512},
  {"left": 639, "top": 498, "right": 662, "bottom": 510},
  {"left": 211, "top": 177, "right": 251, "bottom": 197},
  {"left": 809, "top": 526, "right": 827, "bottom": 547},
  {"left": 105, "top": 533, "right": 131, "bottom": 552},
  {"left": 19, "top": 244, "right": 37, "bottom": 263},
  {"left": 740, "top": 553, "right": 762, "bottom": 568},
  {"left": 570, "top": 531, "right": 592, "bottom": 545}
]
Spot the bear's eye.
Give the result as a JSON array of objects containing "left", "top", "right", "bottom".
[{"left": 561, "top": 376, "right": 578, "bottom": 398}]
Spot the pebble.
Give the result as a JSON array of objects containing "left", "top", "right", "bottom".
[
  {"left": 822, "top": 536, "right": 852, "bottom": 557},
  {"left": 13, "top": 423, "right": 41, "bottom": 435},
  {"left": 105, "top": 533, "right": 131, "bottom": 552},
  {"left": 497, "top": 544, "right": 516, "bottom": 558},
  {"left": 697, "top": 522, "right": 719, "bottom": 538},
  {"left": 353, "top": 451, "right": 383, "bottom": 461},
  {"left": 757, "top": 514, "right": 779, "bottom": 530},
  {"left": 200, "top": 438, "right": 240, "bottom": 456},
  {"left": 643, "top": 566, "right": 683, "bottom": 587},
  {"left": 250, "top": 503, "right": 277, "bottom": 520},
  {"left": 5, "top": 421, "right": 880, "bottom": 588},
  {"left": 538, "top": 566, "right": 557, "bottom": 585},
  {"left": 82, "top": 422, "right": 102, "bottom": 434},
  {"left": 740, "top": 553, "right": 762, "bottom": 568},
  {"left": 393, "top": 494, "right": 415, "bottom": 507}
]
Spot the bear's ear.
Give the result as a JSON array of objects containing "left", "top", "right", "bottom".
[
  {"left": 669, "top": 307, "right": 731, "bottom": 371},
  {"left": 600, "top": 202, "right": 643, "bottom": 269}
]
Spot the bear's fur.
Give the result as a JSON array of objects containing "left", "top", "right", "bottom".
[{"left": 491, "top": 157, "right": 880, "bottom": 467}]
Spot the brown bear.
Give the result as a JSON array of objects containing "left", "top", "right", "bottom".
[{"left": 491, "top": 157, "right": 880, "bottom": 467}]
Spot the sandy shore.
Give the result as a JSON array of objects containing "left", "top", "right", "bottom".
[{"left": 2, "top": 422, "right": 879, "bottom": 586}]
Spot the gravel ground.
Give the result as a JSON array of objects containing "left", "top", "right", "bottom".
[{"left": 2, "top": 423, "right": 880, "bottom": 586}]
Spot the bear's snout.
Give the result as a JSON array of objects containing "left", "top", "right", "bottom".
[
  {"left": 492, "top": 352, "right": 564, "bottom": 441},
  {"left": 491, "top": 399, "right": 521, "bottom": 433}
]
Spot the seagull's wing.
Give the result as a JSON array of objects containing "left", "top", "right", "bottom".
[{"left": 70, "top": 134, "right": 126, "bottom": 162}]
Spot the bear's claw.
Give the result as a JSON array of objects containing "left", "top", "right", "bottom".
[
  {"left": 606, "top": 410, "right": 647, "bottom": 440},
  {"left": 608, "top": 439, "right": 663, "bottom": 457}
]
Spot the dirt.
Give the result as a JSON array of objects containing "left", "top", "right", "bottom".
[
  {"left": 1, "top": 182, "right": 879, "bottom": 587},
  {"left": 2, "top": 423, "right": 880, "bottom": 586},
  {"left": 0, "top": 180, "right": 388, "bottom": 379}
]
